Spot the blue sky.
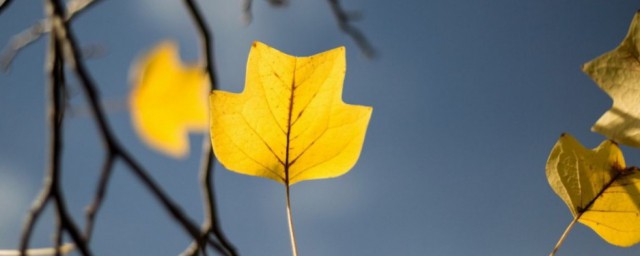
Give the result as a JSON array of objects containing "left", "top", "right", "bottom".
[{"left": 1, "top": 0, "right": 640, "bottom": 255}]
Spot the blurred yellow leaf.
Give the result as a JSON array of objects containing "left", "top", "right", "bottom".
[
  {"left": 129, "top": 41, "right": 209, "bottom": 158},
  {"left": 210, "top": 42, "right": 372, "bottom": 185},
  {"left": 583, "top": 11, "right": 640, "bottom": 147},
  {"left": 546, "top": 133, "right": 640, "bottom": 247}
]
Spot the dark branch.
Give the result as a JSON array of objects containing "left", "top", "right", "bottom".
[
  {"left": 243, "top": 0, "right": 253, "bottom": 24},
  {"left": 1, "top": 0, "right": 99, "bottom": 71},
  {"left": 0, "top": 0, "right": 13, "bottom": 16},
  {"left": 45, "top": 0, "right": 226, "bottom": 253},
  {"left": 83, "top": 153, "right": 114, "bottom": 242},
  {"left": 242, "top": 0, "right": 374, "bottom": 58},
  {"left": 47, "top": 5, "right": 92, "bottom": 255},
  {"left": 183, "top": 0, "right": 218, "bottom": 88},
  {"left": 20, "top": 189, "right": 52, "bottom": 255},
  {"left": 20, "top": 8, "right": 93, "bottom": 254},
  {"left": 327, "top": 0, "right": 376, "bottom": 58},
  {"left": 183, "top": 0, "right": 237, "bottom": 255},
  {"left": 243, "top": 0, "right": 288, "bottom": 24}
]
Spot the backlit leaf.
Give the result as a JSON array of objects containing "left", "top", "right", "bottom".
[
  {"left": 129, "top": 41, "right": 209, "bottom": 158},
  {"left": 210, "top": 42, "right": 372, "bottom": 185},
  {"left": 546, "top": 133, "right": 640, "bottom": 247},
  {"left": 583, "top": 11, "right": 640, "bottom": 147}
]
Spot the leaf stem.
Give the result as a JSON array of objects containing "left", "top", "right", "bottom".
[
  {"left": 549, "top": 217, "right": 578, "bottom": 256},
  {"left": 549, "top": 171, "right": 624, "bottom": 255},
  {"left": 285, "top": 185, "right": 299, "bottom": 256}
]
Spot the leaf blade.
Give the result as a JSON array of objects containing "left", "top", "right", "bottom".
[
  {"left": 583, "top": 11, "right": 640, "bottom": 147},
  {"left": 210, "top": 42, "right": 372, "bottom": 185},
  {"left": 546, "top": 133, "right": 640, "bottom": 247},
  {"left": 129, "top": 41, "right": 209, "bottom": 158}
]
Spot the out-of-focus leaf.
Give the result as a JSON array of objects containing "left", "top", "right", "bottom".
[
  {"left": 546, "top": 133, "right": 640, "bottom": 247},
  {"left": 210, "top": 42, "right": 372, "bottom": 185},
  {"left": 129, "top": 41, "right": 209, "bottom": 158}
]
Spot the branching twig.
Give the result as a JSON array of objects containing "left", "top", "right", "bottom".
[
  {"left": 11, "top": 0, "right": 378, "bottom": 254},
  {"left": 242, "top": 0, "right": 374, "bottom": 58},
  {"left": 182, "top": 0, "right": 237, "bottom": 255},
  {"left": 0, "top": 0, "right": 99, "bottom": 71},
  {"left": 20, "top": 0, "right": 228, "bottom": 255},
  {"left": 242, "top": 0, "right": 288, "bottom": 24},
  {"left": 327, "top": 0, "right": 375, "bottom": 58},
  {"left": 83, "top": 153, "right": 114, "bottom": 242},
  {"left": 19, "top": 9, "right": 92, "bottom": 254}
]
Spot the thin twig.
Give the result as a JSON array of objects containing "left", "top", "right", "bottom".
[
  {"left": 52, "top": 187, "right": 90, "bottom": 255},
  {"left": 183, "top": 0, "right": 219, "bottom": 88},
  {"left": 48, "top": 13, "right": 92, "bottom": 256},
  {"left": 243, "top": 0, "right": 374, "bottom": 57},
  {"left": 19, "top": 185, "right": 52, "bottom": 254},
  {"left": 54, "top": 221, "right": 62, "bottom": 256},
  {"left": 19, "top": 8, "right": 92, "bottom": 254},
  {"left": 45, "top": 0, "right": 226, "bottom": 253},
  {"left": 182, "top": 0, "right": 237, "bottom": 255},
  {"left": 242, "top": 0, "right": 253, "bottom": 24},
  {"left": 1, "top": 0, "right": 99, "bottom": 71},
  {"left": 181, "top": 143, "right": 218, "bottom": 256},
  {"left": 327, "top": 0, "right": 375, "bottom": 58},
  {"left": 0, "top": 0, "right": 13, "bottom": 16},
  {"left": 52, "top": 44, "right": 65, "bottom": 256},
  {"left": 83, "top": 153, "right": 115, "bottom": 242},
  {"left": 242, "top": 0, "right": 288, "bottom": 24}
]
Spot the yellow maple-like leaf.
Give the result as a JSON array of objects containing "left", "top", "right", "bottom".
[
  {"left": 546, "top": 133, "right": 640, "bottom": 247},
  {"left": 583, "top": 11, "right": 640, "bottom": 147},
  {"left": 129, "top": 41, "right": 209, "bottom": 158},
  {"left": 210, "top": 42, "right": 372, "bottom": 185}
]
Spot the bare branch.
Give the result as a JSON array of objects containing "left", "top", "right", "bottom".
[
  {"left": 19, "top": 189, "right": 51, "bottom": 255},
  {"left": 43, "top": 0, "right": 227, "bottom": 253},
  {"left": 1, "top": 0, "right": 99, "bottom": 71},
  {"left": 243, "top": 0, "right": 253, "bottom": 24},
  {"left": 327, "top": 0, "right": 376, "bottom": 58},
  {"left": 243, "top": 0, "right": 289, "bottom": 24},
  {"left": 182, "top": 0, "right": 237, "bottom": 255},
  {"left": 83, "top": 153, "right": 114, "bottom": 242},
  {"left": 0, "top": 0, "right": 13, "bottom": 16},
  {"left": 20, "top": 6, "right": 92, "bottom": 254},
  {"left": 267, "top": 0, "right": 288, "bottom": 6},
  {"left": 243, "top": 0, "right": 374, "bottom": 58}
]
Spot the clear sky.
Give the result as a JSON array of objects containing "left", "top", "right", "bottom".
[{"left": 1, "top": 0, "right": 640, "bottom": 255}]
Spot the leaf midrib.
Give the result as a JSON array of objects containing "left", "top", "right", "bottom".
[{"left": 284, "top": 59, "right": 297, "bottom": 186}]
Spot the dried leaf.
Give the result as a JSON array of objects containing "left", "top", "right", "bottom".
[
  {"left": 210, "top": 42, "right": 372, "bottom": 185},
  {"left": 583, "top": 11, "right": 640, "bottom": 147},
  {"left": 129, "top": 41, "right": 209, "bottom": 158}
]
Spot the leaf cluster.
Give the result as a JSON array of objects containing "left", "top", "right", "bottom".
[{"left": 547, "top": 10, "right": 640, "bottom": 256}]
